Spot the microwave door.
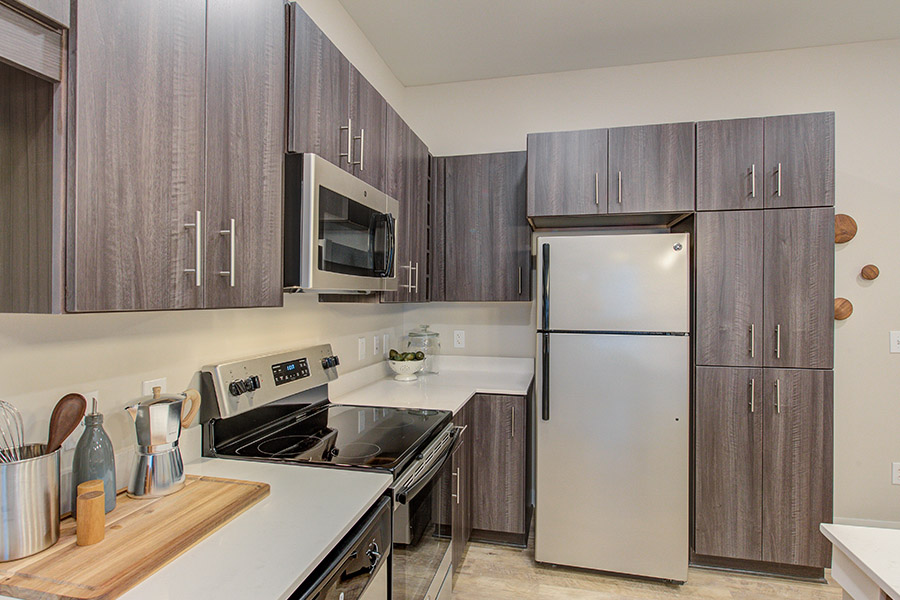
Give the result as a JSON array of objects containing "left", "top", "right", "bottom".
[{"left": 372, "top": 213, "right": 395, "bottom": 278}]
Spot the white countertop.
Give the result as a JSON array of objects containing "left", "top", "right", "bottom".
[
  {"left": 331, "top": 356, "right": 535, "bottom": 415},
  {"left": 821, "top": 523, "right": 900, "bottom": 599},
  {"left": 0, "top": 459, "right": 392, "bottom": 600}
]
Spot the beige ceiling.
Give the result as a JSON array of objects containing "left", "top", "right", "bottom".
[{"left": 337, "top": 0, "right": 900, "bottom": 86}]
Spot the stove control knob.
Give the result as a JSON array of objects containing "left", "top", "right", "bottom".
[
  {"left": 229, "top": 380, "right": 246, "bottom": 396},
  {"left": 244, "top": 375, "right": 261, "bottom": 392},
  {"left": 322, "top": 357, "right": 335, "bottom": 369}
]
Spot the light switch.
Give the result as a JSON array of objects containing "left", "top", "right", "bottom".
[
  {"left": 358, "top": 337, "right": 366, "bottom": 360},
  {"left": 891, "top": 331, "right": 900, "bottom": 354},
  {"left": 373, "top": 335, "right": 380, "bottom": 356},
  {"left": 454, "top": 330, "right": 465, "bottom": 348},
  {"left": 893, "top": 463, "right": 900, "bottom": 485}
]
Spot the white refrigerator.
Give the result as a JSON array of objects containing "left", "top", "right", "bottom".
[{"left": 534, "top": 232, "right": 690, "bottom": 582}]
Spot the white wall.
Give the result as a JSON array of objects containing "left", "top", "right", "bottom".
[
  {"left": 401, "top": 302, "right": 534, "bottom": 358},
  {"left": 402, "top": 40, "right": 900, "bottom": 526}
]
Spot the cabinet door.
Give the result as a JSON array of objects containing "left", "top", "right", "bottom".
[
  {"left": 452, "top": 400, "right": 472, "bottom": 576},
  {"left": 762, "top": 369, "right": 833, "bottom": 568},
  {"left": 67, "top": 0, "right": 206, "bottom": 311},
  {"left": 763, "top": 208, "right": 834, "bottom": 369},
  {"left": 694, "top": 367, "right": 763, "bottom": 561},
  {"left": 444, "top": 152, "right": 528, "bottom": 302},
  {"left": 408, "top": 133, "right": 430, "bottom": 302},
  {"left": 205, "top": 0, "right": 284, "bottom": 308},
  {"left": 696, "top": 118, "right": 764, "bottom": 211},
  {"left": 607, "top": 123, "right": 694, "bottom": 214},
  {"left": 286, "top": 3, "right": 350, "bottom": 168},
  {"left": 348, "top": 66, "right": 386, "bottom": 191},
  {"left": 526, "top": 129, "right": 607, "bottom": 217},
  {"left": 695, "top": 211, "right": 764, "bottom": 367},
  {"left": 380, "top": 106, "right": 411, "bottom": 303},
  {"left": 764, "top": 113, "right": 834, "bottom": 209},
  {"left": 12, "top": 0, "right": 69, "bottom": 28},
  {"left": 471, "top": 394, "right": 527, "bottom": 535}
]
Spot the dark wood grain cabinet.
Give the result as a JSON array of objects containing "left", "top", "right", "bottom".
[
  {"left": 6, "top": 0, "right": 68, "bottom": 28},
  {"left": 451, "top": 400, "right": 473, "bottom": 576},
  {"left": 527, "top": 129, "right": 608, "bottom": 217},
  {"left": 697, "top": 118, "right": 764, "bottom": 211},
  {"left": 694, "top": 366, "right": 832, "bottom": 570},
  {"left": 442, "top": 152, "right": 531, "bottom": 302},
  {"left": 348, "top": 66, "right": 387, "bottom": 191},
  {"left": 607, "top": 122, "right": 695, "bottom": 214},
  {"left": 764, "top": 113, "right": 835, "bottom": 209}
]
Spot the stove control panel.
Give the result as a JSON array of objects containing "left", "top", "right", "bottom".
[
  {"left": 229, "top": 375, "right": 261, "bottom": 396},
  {"left": 272, "top": 357, "right": 310, "bottom": 386}
]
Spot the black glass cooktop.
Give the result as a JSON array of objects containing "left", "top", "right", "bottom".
[{"left": 214, "top": 404, "right": 451, "bottom": 474}]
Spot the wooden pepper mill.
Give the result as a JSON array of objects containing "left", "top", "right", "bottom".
[{"left": 76, "top": 479, "right": 106, "bottom": 546}]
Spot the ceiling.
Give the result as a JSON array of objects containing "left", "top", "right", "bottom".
[{"left": 337, "top": 0, "right": 900, "bottom": 86}]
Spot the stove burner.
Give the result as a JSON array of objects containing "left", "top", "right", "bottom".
[
  {"left": 257, "top": 435, "right": 324, "bottom": 457},
  {"left": 338, "top": 442, "right": 381, "bottom": 460}
]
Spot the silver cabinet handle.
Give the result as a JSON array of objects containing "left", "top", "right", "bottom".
[
  {"left": 399, "top": 262, "right": 412, "bottom": 290},
  {"left": 452, "top": 468, "right": 460, "bottom": 504},
  {"left": 412, "top": 261, "right": 419, "bottom": 293},
  {"left": 339, "top": 118, "right": 352, "bottom": 165},
  {"left": 184, "top": 210, "right": 202, "bottom": 287},
  {"left": 218, "top": 218, "right": 235, "bottom": 287},
  {"left": 352, "top": 128, "right": 365, "bottom": 170},
  {"left": 776, "top": 162, "right": 782, "bottom": 197},
  {"left": 774, "top": 378, "right": 781, "bottom": 414},
  {"left": 775, "top": 324, "right": 781, "bottom": 359},
  {"left": 518, "top": 266, "right": 522, "bottom": 295},
  {"left": 749, "top": 378, "right": 755, "bottom": 413},
  {"left": 594, "top": 172, "right": 600, "bottom": 206},
  {"left": 510, "top": 405, "right": 515, "bottom": 438},
  {"left": 751, "top": 164, "right": 756, "bottom": 198},
  {"left": 617, "top": 171, "right": 622, "bottom": 204},
  {"left": 749, "top": 324, "right": 756, "bottom": 358}
]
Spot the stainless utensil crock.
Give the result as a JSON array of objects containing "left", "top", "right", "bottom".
[{"left": 0, "top": 444, "right": 60, "bottom": 561}]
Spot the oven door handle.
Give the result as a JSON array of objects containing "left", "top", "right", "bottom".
[{"left": 396, "top": 427, "right": 463, "bottom": 505}]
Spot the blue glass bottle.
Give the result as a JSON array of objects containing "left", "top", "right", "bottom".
[{"left": 72, "top": 399, "right": 116, "bottom": 514}]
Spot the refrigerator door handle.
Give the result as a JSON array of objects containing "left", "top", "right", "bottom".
[
  {"left": 541, "top": 333, "right": 550, "bottom": 421},
  {"left": 541, "top": 243, "right": 550, "bottom": 330}
]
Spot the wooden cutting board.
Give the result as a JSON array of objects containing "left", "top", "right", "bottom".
[{"left": 0, "top": 475, "right": 270, "bottom": 600}]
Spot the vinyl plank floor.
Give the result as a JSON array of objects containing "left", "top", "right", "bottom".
[{"left": 452, "top": 541, "right": 843, "bottom": 599}]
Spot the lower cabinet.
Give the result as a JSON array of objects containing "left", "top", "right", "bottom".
[
  {"left": 451, "top": 400, "right": 472, "bottom": 578},
  {"left": 694, "top": 366, "right": 833, "bottom": 571}
]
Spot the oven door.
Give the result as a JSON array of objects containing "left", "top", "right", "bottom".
[
  {"left": 392, "top": 432, "right": 461, "bottom": 600},
  {"left": 292, "top": 153, "right": 398, "bottom": 292}
]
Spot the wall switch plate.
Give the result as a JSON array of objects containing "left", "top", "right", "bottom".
[
  {"left": 893, "top": 462, "right": 900, "bottom": 485},
  {"left": 454, "top": 330, "right": 465, "bottom": 348},
  {"left": 891, "top": 332, "right": 900, "bottom": 354},
  {"left": 358, "top": 337, "right": 366, "bottom": 360},
  {"left": 373, "top": 335, "right": 380, "bottom": 356},
  {"left": 383, "top": 334, "right": 390, "bottom": 356},
  {"left": 142, "top": 378, "right": 167, "bottom": 397}
]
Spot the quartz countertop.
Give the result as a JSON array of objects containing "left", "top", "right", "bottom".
[{"left": 821, "top": 523, "right": 900, "bottom": 599}]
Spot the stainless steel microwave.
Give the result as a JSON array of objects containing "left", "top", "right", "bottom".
[{"left": 284, "top": 153, "right": 398, "bottom": 293}]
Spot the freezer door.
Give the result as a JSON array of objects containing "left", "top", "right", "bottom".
[
  {"left": 537, "top": 233, "right": 689, "bottom": 333},
  {"left": 535, "top": 332, "right": 689, "bottom": 582}
]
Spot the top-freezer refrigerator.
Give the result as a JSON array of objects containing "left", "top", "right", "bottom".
[{"left": 534, "top": 232, "right": 690, "bottom": 583}]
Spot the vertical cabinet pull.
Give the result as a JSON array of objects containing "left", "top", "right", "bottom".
[
  {"left": 617, "top": 171, "right": 622, "bottom": 204},
  {"left": 774, "top": 379, "right": 781, "bottom": 413},
  {"left": 510, "top": 405, "right": 515, "bottom": 438},
  {"left": 218, "top": 218, "right": 235, "bottom": 287},
  {"left": 352, "top": 129, "right": 365, "bottom": 170},
  {"left": 750, "top": 164, "right": 756, "bottom": 198},
  {"left": 412, "top": 262, "right": 419, "bottom": 294},
  {"left": 399, "top": 262, "right": 412, "bottom": 290},
  {"left": 339, "top": 118, "right": 352, "bottom": 165},
  {"left": 749, "top": 378, "right": 755, "bottom": 413},
  {"left": 184, "top": 210, "right": 202, "bottom": 287},
  {"left": 776, "top": 162, "right": 782, "bottom": 197},
  {"left": 594, "top": 172, "right": 600, "bottom": 206},
  {"left": 775, "top": 324, "right": 782, "bottom": 359},
  {"left": 749, "top": 323, "right": 756, "bottom": 358},
  {"left": 452, "top": 468, "right": 460, "bottom": 504},
  {"left": 518, "top": 266, "right": 522, "bottom": 295}
]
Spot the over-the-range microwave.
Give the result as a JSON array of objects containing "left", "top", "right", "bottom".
[{"left": 284, "top": 153, "right": 398, "bottom": 293}]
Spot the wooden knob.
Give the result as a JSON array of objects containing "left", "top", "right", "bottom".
[
  {"left": 835, "top": 214, "right": 858, "bottom": 243},
  {"left": 76, "top": 490, "right": 105, "bottom": 546},
  {"left": 861, "top": 264, "right": 880, "bottom": 280},
  {"left": 834, "top": 298, "right": 853, "bottom": 320}
]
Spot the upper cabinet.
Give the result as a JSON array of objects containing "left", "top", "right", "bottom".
[
  {"left": 607, "top": 123, "right": 695, "bottom": 214},
  {"left": 697, "top": 118, "right": 765, "bottom": 211},
  {"left": 67, "top": 0, "right": 284, "bottom": 312},
  {"left": 7, "top": 0, "right": 68, "bottom": 28},
  {"left": 527, "top": 129, "right": 608, "bottom": 217},
  {"left": 0, "top": 1, "right": 65, "bottom": 81},
  {"left": 348, "top": 66, "right": 387, "bottom": 191}
]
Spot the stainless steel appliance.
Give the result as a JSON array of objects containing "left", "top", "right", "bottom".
[
  {"left": 0, "top": 444, "right": 60, "bottom": 561},
  {"left": 201, "top": 344, "right": 460, "bottom": 600},
  {"left": 284, "top": 153, "right": 399, "bottom": 293},
  {"left": 535, "top": 233, "right": 690, "bottom": 583}
]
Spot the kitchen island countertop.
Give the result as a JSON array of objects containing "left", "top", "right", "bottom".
[{"left": 821, "top": 523, "right": 900, "bottom": 600}]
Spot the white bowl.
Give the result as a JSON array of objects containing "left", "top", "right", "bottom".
[{"left": 388, "top": 359, "right": 425, "bottom": 381}]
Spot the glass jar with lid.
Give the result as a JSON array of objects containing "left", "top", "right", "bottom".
[{"left": 406, "top": 325, "right": 441, "bottom": 374}]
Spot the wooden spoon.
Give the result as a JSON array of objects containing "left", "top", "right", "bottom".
[{"left": 46, "top": 393, "right": 87, "bottom": 454}]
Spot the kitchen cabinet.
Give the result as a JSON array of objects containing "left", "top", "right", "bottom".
[
  {"left": 67, "top": 0, "right": 284, "bottom": 312},
  {"left": 348, "top": 66, "right": 387, "bottom": 191},
  {"left": 694, "top": 366, "right": 833, "bottom": 570},
  {"left": 286, "top": 2, "right": 350, "bottom": 170},
  {"left": 527, "top": 128, "right": 608, "bottom": 217},
  {"left": 470, "top": 394, "right": 528, "bottom": 541},
  {"left": 764, "top": 113, "right": 835, "bottom": 209},
  {"left": 451, "top": 400, "right": 473, "bottom": 577},
  {"left": 6, "top": 0, "right": 68, "bottom": 28},
  {"left": 763, "top": 208, "right": 834, "bottom": 369},
  {"left": 442, "top": 152, "right": 531, "bottom": 302},
  {"left": 696, "top": 118, "right": 764, "bottom": 211},
  {"left": 607, "top": 122, "right": 694, "bottom": 214},
  {"left": 0, "top": 1, "right": 64, "bottom": 81},
  {"left": 695, "top": 211, "right": 764, "bottom": 367}
]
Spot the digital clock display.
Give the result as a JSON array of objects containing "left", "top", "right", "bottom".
[{"left": 272, "top": 358, "right": 309, "bottom": 385}]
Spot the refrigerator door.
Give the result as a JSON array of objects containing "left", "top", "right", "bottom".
[
  {"left": 535, "top": 332, "right": 689, "bottom": 582},
  {"left": 537, "top": 233, "right": 689, "bottom": 333}
]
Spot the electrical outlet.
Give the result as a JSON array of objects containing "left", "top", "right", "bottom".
[
  {"left": 62, "top": 390, "right": 97, "bottom": 451},
  {"left": 358, "top": 337, "right": 366, "bottom": 361},
  {"left": 893, "top": 462, "right": 900, "bottom": 485},
  {"left": 383, "top": 334, "right": 390, "bottom": 356},
  {"left": 373, "top": 335, "right": 380, "bottom": 356},
  {"left": 141, "top": 378, "right": 167, "bottom": 397},
  {"left": 891, "top": 331, "right": 900, "bottom": 354},
  {"left": 454, "top": 330, "right": 465, "bottom": 348}
]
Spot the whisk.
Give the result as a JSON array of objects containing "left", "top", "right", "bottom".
[{"left": 0, "top": 400, "right": 25, "bottom": 462}]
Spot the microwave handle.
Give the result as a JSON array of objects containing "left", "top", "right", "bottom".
[{"left": 373, "top": 213, "right": 394, "bottom": 278}]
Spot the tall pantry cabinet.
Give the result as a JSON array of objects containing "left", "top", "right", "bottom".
[{"left": 692, "top": 113, "right": 835, "bottom": 574}]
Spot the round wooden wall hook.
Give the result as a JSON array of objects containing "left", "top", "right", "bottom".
[
  {"left": 835, "top": 214, "right": 858, "bottom": 243},
  {"left": 834, "top": 298, "right": 853, "bottom": 320},
  {"left": 861, "top": 264, "right": 880, "bottom": 280}
]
